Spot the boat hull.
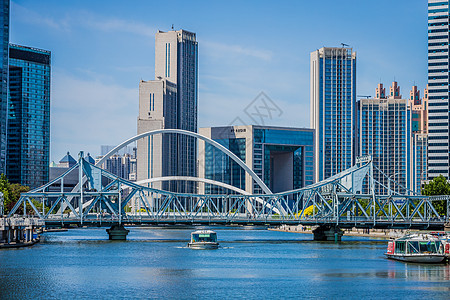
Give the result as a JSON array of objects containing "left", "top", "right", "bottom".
[
  {"left": 188, "top": 242, "right": 219, "bottom": 250},
  {"left": 385, "top": 253, "right": 446, "bottom": 263}
]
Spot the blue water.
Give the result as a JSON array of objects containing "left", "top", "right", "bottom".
[{"left": 0, "top": 227, "right": 449, "bottom": 299}]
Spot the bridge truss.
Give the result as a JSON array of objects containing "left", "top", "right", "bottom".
[{"left": 8, "top": 153, "right": 449, "bottom": 230}]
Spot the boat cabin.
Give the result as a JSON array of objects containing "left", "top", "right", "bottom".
[
  {"left": 392, "top": 235, "right": 443, "bottom": 255},
  {"left": 191, "top": 230, "right": 217, "bottom": 243}
]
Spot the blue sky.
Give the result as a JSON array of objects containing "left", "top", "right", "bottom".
[{"left": 10, "top": 0, "right": 428, "bottom": 162}]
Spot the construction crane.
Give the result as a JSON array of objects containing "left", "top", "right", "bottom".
[
  {"left": 357, "top": 95, "right": 372, "bottom": 99},
  {"left": 341, "top": 43, "right": 350, "bottom": 47}
]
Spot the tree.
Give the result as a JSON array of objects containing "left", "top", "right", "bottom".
[
  {"left": 0, "top": 173, "right": 12, "bottom": 215},
  {"left": 422, "top": 175, "right": 450, "bottom": 216},
  {"left": 8, "top": 183, "right": 30, "bottom": 214},
  {"left": 0, "top": 174, "right": 32, "bottom": 215}
]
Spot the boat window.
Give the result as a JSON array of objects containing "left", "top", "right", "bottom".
[
  {"left": 192, "top": 234, "right": 200, "bottom": 242},
  {"left": 395, "top": 241, "right": 405, "bottom": 253},
  {"left": 418, "top": 241, "right": 439, "bottom": 253},
  {"left": 191, "top": 232, "right": 217, "bottom": 242},
  {"left": 408, "top": 241, "right": 419, "bottom": 254},
  {"left": 435, "top": 241, "right": 442, "bottom": 253},
  {"left": 419, "top": 242, "right": 428, "bottom": 252}
]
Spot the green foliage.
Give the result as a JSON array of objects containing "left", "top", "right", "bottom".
[
  {"left": 422, "top": 175, "right": 450, "bottom": 216},
  {"left": 0, "top": 173, "right": 12, "bottom": 215},
  {"left": 0, "top": 174, "right": 32, "bottom": 215}
]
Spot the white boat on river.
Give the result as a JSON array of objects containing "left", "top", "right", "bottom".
[
  {"left": 188, "top": 230, "right": 219, "bottom": 250},
  {"left": 385, "top": 233, "right": 446, "bottom": 263}
]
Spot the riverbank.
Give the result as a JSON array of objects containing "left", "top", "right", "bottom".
[
  {"left": 269, "top": 225, "right": 406, "bottom": 239},
  {"left": 0, "top": 238, "right": 40, "bottom": 249}
]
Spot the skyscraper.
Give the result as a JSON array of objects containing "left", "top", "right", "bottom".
[
  {"left": 198, "top": 125, "right": 315, "bottom": 194},
  {"left": 427, "top": 0, "right": 450, "bottom": 178},
  {"left": 0, "top": 0, "right": 9, "bottom": 175},
  {"left": 137, "top": 29, "right": 198, "bottom": 192},
  {"left": 7, "top": 44, "right": 51, "bottom": 188},
  {"left": 410, "top": 85, "right": 428, "bottom": 193},
  {"left": 310, "top": 47, "right": 356, "bottom": 182},
  {"left": 357, "top": 82, "right": 412, "bottom": 195}
]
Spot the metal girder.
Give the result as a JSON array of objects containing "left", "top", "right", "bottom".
[{"left": 6, "top": 155, "right": 449, "bottom": 229}]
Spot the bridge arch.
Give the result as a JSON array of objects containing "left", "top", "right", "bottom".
[
  {"left": 97, "top": 129, "right": 272, "bottom": 194},
  {"left": 135, "top": 177, "right": 251, "bottom": 195},
  {"left": 134, "top": 176, "right": 281, "bottom": 214}
]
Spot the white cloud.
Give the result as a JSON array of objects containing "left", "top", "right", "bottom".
[
  {"left": 50, "top": 70, "right": 138, "bottom": 161},
  {"left": 12, "top": 2, "right": 70, "bottom": 31},
  {"left": 11, "top": 2, "right": 155, "bottom": 37},
  {"left": 79, "top": 13, "right": 156, "bottom": 38}
]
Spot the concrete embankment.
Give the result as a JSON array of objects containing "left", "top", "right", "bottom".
[
  {"left": 0, "top": 216, "right": 44, "bottom": 249},
  {"left": 270, "top": 225, "right": 406, "bottom": 239}
]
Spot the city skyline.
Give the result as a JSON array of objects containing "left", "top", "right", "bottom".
[{"left": 9, "top": 0, "right": 428, "bottom": 162}]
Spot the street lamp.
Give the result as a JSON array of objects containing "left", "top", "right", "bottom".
[{"left": 388, "top": 172, "right": 401, "bottom": 196}]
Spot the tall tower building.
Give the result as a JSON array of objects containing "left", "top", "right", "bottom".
[
  {"left": 137, "top": 29, "right": 198, "bottom": 193},
  {"left": 0, "top": 0, "right": 9, "bottom": 175},
  {"left": 427, "top": 0, "right": 450, "bottom": 178},
  {"left": 410, "top": 85, "right": 428, "bottom": 193},
  {"left": 310, "top": 47, "right": 356, "bottom": 182},
  {"left": 357, "top": 82, "right": 412, "bottom": 195},
  {"left": 7, "top": 44, "right": 51, "bottom": 188}
]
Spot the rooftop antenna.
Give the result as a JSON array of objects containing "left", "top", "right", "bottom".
[{"left": 171, "top": 24, "right": 174, "bottom": 30}]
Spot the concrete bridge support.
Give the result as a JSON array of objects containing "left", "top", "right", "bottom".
[
  {"left": 106, "top": 224, "right": 129, "bottom": 240},
  {"left": 312, "top": 225, "right": 343, "bottom": 241},
  {"left": 0, "top": 217, "right": 44, "bottom": 248}
]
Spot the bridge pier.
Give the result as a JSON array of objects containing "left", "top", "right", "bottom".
[
  {"left": 106, "top": 224, "right": 129, "bottom": 240},
  {"left": 312, "top": 225, "right": 343, "bottom": 241},
  {"left": 0, "top": 217, "right": 43, "bottom": 248}
]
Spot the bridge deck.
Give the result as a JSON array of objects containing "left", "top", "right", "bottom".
[{"left": 44, "top": 217, "right": 446, "bottom": 230}]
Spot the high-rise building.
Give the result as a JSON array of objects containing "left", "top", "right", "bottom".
[
  {"left": 410, "top": 85, "right": 429, "bottom": 193},
  {"left": 137, "top": 29, "right": 198, "bottom": 193},
  {"left": 427, "top": 0, "right": 450, "bottom": 178},
  {"left": 310, "top": 47, "right": 356, "bottom": 182},
  {"left": 7, "top": 44, "right": 51, "bottom": 188},
  {"left": 198, "top": 125, "right": 314, "bottom": 194},
  {"left": 357, "top": 82, "right": 412, "bottom": 195},
  {"left": 97, "top": 146, "right": 137, "bottom": 182},
  {"left": 0, "top": 0, "right": 9, "bottom": 175}
]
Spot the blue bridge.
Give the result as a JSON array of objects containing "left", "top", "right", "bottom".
[{"left": 7, "top": 129, "right": 450, "bottom": 240}]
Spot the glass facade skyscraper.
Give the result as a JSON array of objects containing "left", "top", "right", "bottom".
[
  {"left": 0, "top": 0, "right": 9, "bottom": 175},
  {"left": 357, "top": 87, "right": 412, "bottom": 195},
  {"left": 427, "top": 0, "right": 450, "bottom": 178},
  {"left": 310, "top": 47, "right": 356, "bottom": 182},
  {"left": 7, "top": 44, "right": 51, "bottom": 188},
  {"left": 199, "top": 126, "right": 314, "bottom": 194}
]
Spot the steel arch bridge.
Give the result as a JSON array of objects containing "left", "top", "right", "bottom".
[{"left": 7, "top": 130, "right": 450, "bottom": 233}]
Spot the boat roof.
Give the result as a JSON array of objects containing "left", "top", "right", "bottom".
[
  {"left": 191, "top": 230, "right": 216, "bottom": 234},
  {"left": 396, "top": 233, "right": 441, "bottom": 241}
]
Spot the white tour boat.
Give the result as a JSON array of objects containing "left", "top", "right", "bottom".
[
  {"left": 188, "top": 230, "right": 219, "bottom": 250},
  {"left": 385, "top": 233, "right": 446, "bottom": 263}
]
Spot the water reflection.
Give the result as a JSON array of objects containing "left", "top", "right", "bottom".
[
  {"left": 1, "top": 227, "right": 449, "bottom": 299},
  {"left": 387, "top": 262, "right": 450, "bottom": 281}
]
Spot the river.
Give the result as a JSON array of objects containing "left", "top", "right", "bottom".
[{"left": 0, "top": 227, "right": 449, "bottom": 299}]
